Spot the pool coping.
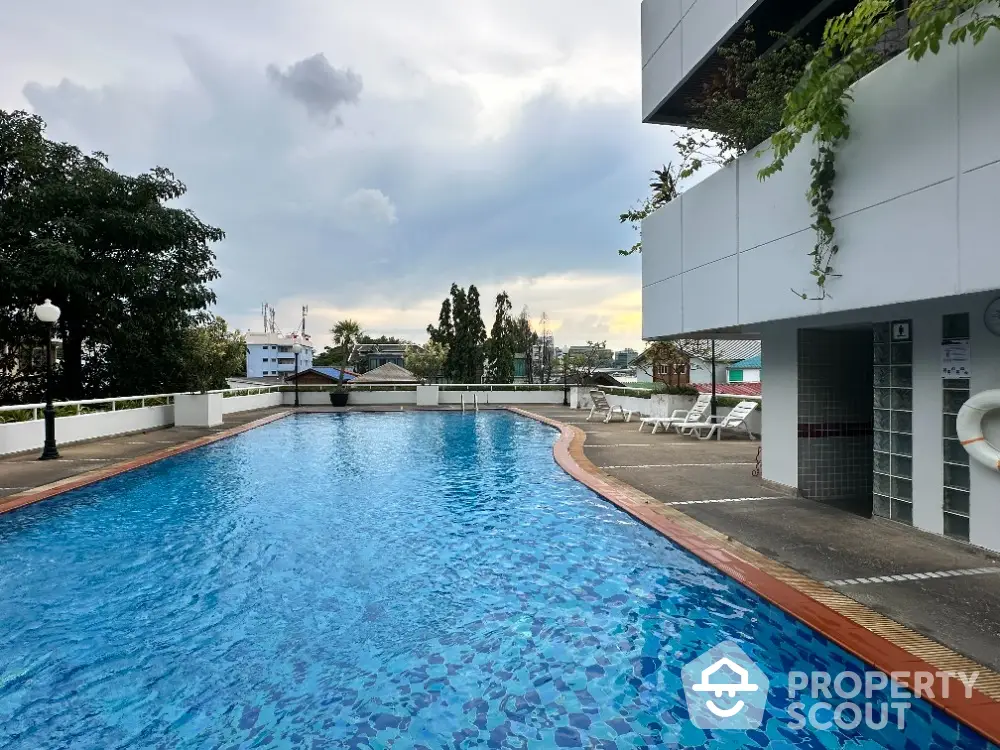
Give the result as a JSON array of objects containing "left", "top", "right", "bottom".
[
  {"left": 3, "top": 405, "right": 999, "bottom": 742},
  {"left": 506, "top": 406, "right": 1000, "bottom": 744}
]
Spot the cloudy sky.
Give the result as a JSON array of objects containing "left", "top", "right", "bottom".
[{"left": 3, "top": 0, "right": 680, "bottom": 351}]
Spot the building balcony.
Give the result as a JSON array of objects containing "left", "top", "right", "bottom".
[{"left": 641, "top": 30, "right": 1000, "bottom": 340}]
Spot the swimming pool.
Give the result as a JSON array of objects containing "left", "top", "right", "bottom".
[{"left": 0, "top": 412, "right": 992, "bottom": 748}]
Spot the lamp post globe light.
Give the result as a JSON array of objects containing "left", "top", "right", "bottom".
[
  {"left": 33, "top": 299, "right": 61, "bottom": 460},
  {"left": 292, "top": 340, "right": 302, "bottom": 407}
]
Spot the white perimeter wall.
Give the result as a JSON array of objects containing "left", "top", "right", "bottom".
[
  {"left": 759, "top": 291, "right": 1000, "bottom": 553},
  {"left": 0, "top": 406, "right": 174, "bottom": 456},
  {"left": 642, "top": 27, "right": 1000, "bottom": 338},
  {"left": 222, "top": 392, "right": 283, "bottom": 414}
]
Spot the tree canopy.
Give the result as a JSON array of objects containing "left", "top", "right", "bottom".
[{"left": 0, "top": 110, "right": 229, "bottom": 402}]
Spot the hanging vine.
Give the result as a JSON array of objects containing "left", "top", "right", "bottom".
[{"left": 758, "top": 0, "right": 1000, "bottom": 299}]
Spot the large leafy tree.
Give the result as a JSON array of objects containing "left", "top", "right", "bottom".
[
  {"left": 435, "top": 284, "right": 485, "bottom": 383},
  {"left": 0, "top": 110, "right": 225, "bottom": 401},
  {"left": 486, "top": 292, "right": 514, "bottom": 383},
  {"left": 178, "top": 315, "right": 247, "bottom": 392}
]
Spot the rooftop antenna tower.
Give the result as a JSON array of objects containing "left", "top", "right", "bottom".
[{"left": 301, "top": 305, "right": 309, "bottom": 339}]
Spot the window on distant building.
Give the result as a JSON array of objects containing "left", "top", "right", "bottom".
[{"left": 729, "top": 369, "right": 744, "bottom": 383}]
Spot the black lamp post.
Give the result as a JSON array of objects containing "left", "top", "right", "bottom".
[
  {"left": 292, "top": 340, "right": 302, "bottom": 407},
  {"left": 34, "top": 299, "right": 61, "bottom": 460}
]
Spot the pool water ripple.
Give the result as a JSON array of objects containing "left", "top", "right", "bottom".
[{"left": 0, "top": 412, "right": 993, "bottom": 748}]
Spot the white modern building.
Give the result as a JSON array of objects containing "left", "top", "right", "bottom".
[
  {"left": 246, "top": 333, "right": 313, "bottom": 379},
  {"left": 640, "top": 1, "right": 1000, "bottom": 551}
]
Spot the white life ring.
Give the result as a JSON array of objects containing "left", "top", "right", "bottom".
[{"left": 956, "top": 389, "right": 1000, "bottom": 472}]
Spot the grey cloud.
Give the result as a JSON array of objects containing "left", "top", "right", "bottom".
[
  {"left": 19, "top": 38, "right": 679, "bottom": 324},
  {"left": 266, "top": 53, "right": 362, "bottom": 120}
]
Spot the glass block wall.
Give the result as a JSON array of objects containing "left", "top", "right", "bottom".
[
  {"left": 942, "top": 313, "right": 971, "bottom": 541},
  {"left": 873, "top": 321, "right": 913, "bottom": 524}
]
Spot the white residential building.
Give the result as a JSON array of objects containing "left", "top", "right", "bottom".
[
  {"left": 640, "top": 1, "right": 1000, "bottom": 551},
  {"left": 246, "top": 333, "right": 313, "bottom": 379}
]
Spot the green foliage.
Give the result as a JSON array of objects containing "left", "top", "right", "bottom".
[
  {"left": 177, "top": 315, "right": 246, "bottom": 392},
  {"left": 617, "top": 165, "right": 679, "bottom": 256},
  {"left": 313, "top": 346, "right": 338, "bottom": 367},
  {"left": 652, "top": 382, "right": 699, "bottom": 396},
  {"left": 0, "top": 110, "right": 224, "bottom": 402},
  {"left": 405, "top": 342, "right": 448, "bottom": 382},
  {"left": 434, "top": 284, "right": 486, "bottom": 382},
  {"left": 619, "top": 26, "right": 813, "bottom": 257},
  {"left": 486, "top": 291, "right": 515, "bottom": 383},
  {"left": 331, "top": 319, "right": 363, "bottom": 392},
  {"left": 759, "top": 0, "right": 1000, "bottom": 298},
  {"left": 678, "top": 25, "right": 816, "bottom": 179}
]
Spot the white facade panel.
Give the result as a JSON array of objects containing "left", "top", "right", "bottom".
[
  {"left": 641, "top": 197, "right": 683, "bottom": 284},
  {"left": 832, "top": 47, "right": 958, "bottom": 218},
  {"left": 738, "top": 144, "right": 813, "bottom": 252},
  {"left": 641, "top": 32, "right": 1000, "bottom": 340},
  {"left": 958, "top": 161, "right": 1000, "bottom": 294},
  {"left": 681, "top": 162, "right": 738, "bottom": 270},
  {"left": 642, "top": 276, "right": 683, "bottom": 340},
  {"left": 822, "top": 181, "right": 959, "bottom": 313},
  {"left": 641, "top": 0, "right": 682, "bottom": 67},
  {"left": 681, "top": 0, "right": 737, "bottom": 75},
  {"left": 739, "top": 231, "right": 821, "bottom": 324},
  {"left": 958, "top": 31, "right": 1000, "bottom": 173},
  {"left": 641, "top": 29, "right": 684, "bottom": 120},
  {"left": 682, "top": 256, "right": 738, "bottom": 332}
]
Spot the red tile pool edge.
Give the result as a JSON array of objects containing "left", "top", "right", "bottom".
[{"left": 506, "top": 407, "right": 1000, "bottom": 745}]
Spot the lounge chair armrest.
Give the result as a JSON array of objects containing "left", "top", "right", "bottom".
[{"left": 669, "top": 409, "right": 690, "bottom": 418}]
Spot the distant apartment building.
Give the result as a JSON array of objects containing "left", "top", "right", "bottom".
[
  {"left": 566, "top": 345, "right": 614, "bottom": 366},
  {"left": 246, "top": 333, "right": 313, "bottom": 378},
  {"left": 613, "top": 348, "right": 639, "bottom": 369}
]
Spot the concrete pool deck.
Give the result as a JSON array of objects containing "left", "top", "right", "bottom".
[{"left": 2, "top": 404, "right": 1000, "bottom": 740}]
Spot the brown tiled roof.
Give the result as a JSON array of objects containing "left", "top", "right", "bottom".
[{"left": 348, "top": 362, "right": 420, "bottom": 384}]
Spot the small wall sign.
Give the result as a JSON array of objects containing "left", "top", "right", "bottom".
[
  {"left": 941, "top": 338, "right": 971, "bottom": 379},
  {"left": 891, "top": 320, "right": 911, "bottom": 342}
]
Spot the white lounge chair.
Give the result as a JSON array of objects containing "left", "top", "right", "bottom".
[
  {"left": 638, "top": 393, "right": 711, "bottom": 434},
  {"left": 586, "top": 389, "right": 632, "bottom": 423},
  {"left": 682, "top": 400, "right": 759, "bottom": 441}
]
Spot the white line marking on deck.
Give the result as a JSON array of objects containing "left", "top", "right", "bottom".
[
  {"left": 826, "top": 567, "right": 1000, "bottom": 587},
  {"left": 586, "top": 443, "right": 693, "bottom": 448},
  {"left": 602, "top": 462, "right": 755, "bottom": 469},
  {"left": 665, "top": 496, "right": 786, "bottom": 506}
]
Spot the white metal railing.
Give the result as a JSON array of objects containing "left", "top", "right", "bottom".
[{"left": 0, "top": 385, "right": 283, "bottom": 422}]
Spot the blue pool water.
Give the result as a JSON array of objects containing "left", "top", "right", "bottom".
[{"left": 0, "top": 412, "right": 992, "bottom": 749}]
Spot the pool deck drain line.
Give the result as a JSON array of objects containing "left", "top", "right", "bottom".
[
  {"left": 665, "top": 496, "right": 787, "bottom": 506},
  {"left": 507, "top": 406, "right": 1000, "bottom": 744},
  {"left": 827, "top": 568, "right": 1000, "bottom": 587}
]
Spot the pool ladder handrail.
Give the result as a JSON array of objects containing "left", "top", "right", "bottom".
[{"left": 460, "top": 393, "right": 479, "bottom": 413}]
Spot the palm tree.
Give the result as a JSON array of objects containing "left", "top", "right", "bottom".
[{"left": 331, "top": 319, "right": 363, "bottom": 392}]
